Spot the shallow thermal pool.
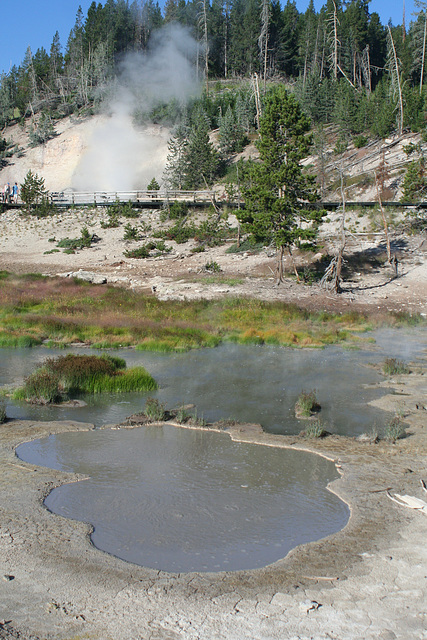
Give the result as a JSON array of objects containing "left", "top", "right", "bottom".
[
  {"left": 4, "top": 328, "right": 427, "bottom": 435},
  {"left": 9, "top": 327, "right": 427, "bottom": 572},
  {"left": 17, "top": 424, "right": 349, "bottom": 573}
]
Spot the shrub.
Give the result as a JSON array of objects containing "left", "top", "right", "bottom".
[
  {"left": 0, "top": 401, "right": 6, "bottom": 423},
  {"left": 123, "top": 223, "right": 140, "bottom": 241},
  {"left": 144, "top": 397, "right": 166, "bottom": 421},
  {"left": 124, "top": 245, "right": 150, "bottom": 259},
  {"left": 101, "top": 212, "right": 121, "bottom": 228},
  {"left": 354, "top": 134, "right": 368, "bottom": 148},
  {"left": 162, "top": 220, "right": 196, "bottom": 243},
  {"left": 57, "top": 227, "right": 97, "bottom": 251},
  {"left": 168, "top": 201, "right": 189, "bottom": 219},
  {"left": 382, "top": 358, "right": 410, "bottom": 376},
  {"left": 107, "top": 200, "right": 138, "bottom": 219},
  {"left": 17, "top": 368, "right": 62, "bottom": 404},
  {"left": 384, "top": 415, "right": 406, "bottom": 443},
  {"left": 124, "top": 241, "right": 170, "bottom": 259},
  {"left": 295, "top": 389, "right": 320, "bottom": 417},
  {"left": 204, "top": 261, "right": 221, "bottom": 273},
  {"left": 301, "top": 419, "right": 328, "bottom": 438}
]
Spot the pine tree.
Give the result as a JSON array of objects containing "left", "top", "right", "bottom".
[
  {"left": 163, "top": 123, "right": 189, "bottom": 189},
  {"left": 20, "top": 170, "right": 49, "bottom": 213},
  {"left": 237, "top": 86, "right": 323, "bottom": 283}
]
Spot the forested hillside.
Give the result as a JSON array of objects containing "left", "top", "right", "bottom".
[{"left": 1, "top": 0, "right": 426, "bottom": 194}]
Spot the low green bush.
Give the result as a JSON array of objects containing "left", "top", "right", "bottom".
[
  {"left": 144, "top": 397, "right": 166, "bottom": 421},
  {"left": 295, "top": 389, "right": 320, "bottom": 417},
  {"left": 57, "top": 227, "right": 96, "bottom": 251},
  {"left": 123, "top": 223, "right": 140, "bottom": 241},
  {"left": 382, "top": 358, "right": 410, "bottom": 376},
  {"left": 204, "top": 261, "right": 222, "bottom": 272}
]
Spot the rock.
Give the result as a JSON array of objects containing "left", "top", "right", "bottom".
[
  {"left": 69, "top": 270, "right": 107, "bottom": 284},
  {"left": 299, "top": 599, "right": 321, "bottom": 613}
]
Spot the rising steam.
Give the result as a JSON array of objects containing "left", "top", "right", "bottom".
[{"left": 72, "top": 24, "right": 201, "bottom": 192}]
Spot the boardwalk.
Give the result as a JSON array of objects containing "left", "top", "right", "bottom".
[
  {"left": 50, "top": 189, "right": 219, "bottom": 208},
  {"left": 1, "top": 188, "right": 425, "bottom": 210}
]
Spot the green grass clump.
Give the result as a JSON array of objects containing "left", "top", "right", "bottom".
[
  {"left": 384, "top": 416, "right": 406, "bottom": 443},
  {"left": 14, "top": 368, "right": 62, "bottom": 404},
  {"left": 295, "top": 389, "right": 320, "bottom": 417},
  {"left": 14, "top": 354, "right": 157, "bottom": 404},
  {"left": 144, "top": 397, "right": 166, "bottom": 421},
  {"left": 301, "top": 419, "right": 329, "bottom": 438},
  {"left": 0, "top": 334, "right": 42, "bottom": 347},
  {"left": 382, "top": 358, "right": 410, "bottom": 376}
]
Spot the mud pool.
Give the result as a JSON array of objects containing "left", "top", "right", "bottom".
[
  {"left": 3, "top": 328, "right": 426, "bottom": 435},
  {"left": 17, "top": 425, "right": 348, "bottom": 572},
  {"left": 7, "top": 327, "right": 427, "bottom": 573}
]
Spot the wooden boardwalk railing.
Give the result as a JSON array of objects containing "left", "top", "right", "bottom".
[{"left": 49, "top": 189, "right": 218, "bottom": 207}]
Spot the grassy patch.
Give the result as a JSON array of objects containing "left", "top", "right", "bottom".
[
  {"left": 295, "top": 389, "right": 320, "bottom": 417},
  {"left": 13, "top": 354, "right": 157, "bottom": 404},
  {"left": 0, "top": 274, "right": 423, "bottom": 352},
  {"left": 382, "top": 358, "right": 410, "bottom": 376}
]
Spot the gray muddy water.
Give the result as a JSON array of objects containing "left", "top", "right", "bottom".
[
  {"left": 3, "top": 327, "right": 426, "bottom": 435},
  {"left": 17, "top": 425, "right": 348, "bottom": 572},
  {"left": 9, "top": 327, "right": 427, "bottom": 572}
]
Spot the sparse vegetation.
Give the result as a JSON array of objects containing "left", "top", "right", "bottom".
[
  {"left": 295, "top": 390, "right": 320, "bottom": 417},
  {"left": 301, "top": 419, "right": 329, "bottom": 438},
  {"left": 382, "top": 358, "right": 410, "bottom": 376},
  {"left": 384, "top": 415, "right": 406, "bottom": 443},
  {"left": 204, "top": 261, "right": 221, "bottom": 273},
  {"left": 124, "top": 241, "right": 171, "bottom": 258},
  {"left": 144, "top": 397, "right": 166, "bottom": 422}
]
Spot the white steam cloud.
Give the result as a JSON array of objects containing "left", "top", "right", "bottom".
[{"left": 72, "top": 24, "right": 201, "bottom": 192}]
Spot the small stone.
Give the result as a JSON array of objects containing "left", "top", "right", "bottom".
[{"left": 299, "top": 599, "right": 321, "bottom": 613}]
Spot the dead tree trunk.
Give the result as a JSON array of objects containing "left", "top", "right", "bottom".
[{"left": 375, "top": 170, "right": 392, "bottom": 263}]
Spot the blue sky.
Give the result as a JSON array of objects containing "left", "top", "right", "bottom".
[{"left": 0, "top": 0, "right": 415, "bottom": 75}]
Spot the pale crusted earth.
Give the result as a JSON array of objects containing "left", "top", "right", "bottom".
[
  {"left": 0, "top": 205, "right": 426, "bottom": 318},
  {"left": 0, "top": 364, "right": 426, "bottom": 640}
]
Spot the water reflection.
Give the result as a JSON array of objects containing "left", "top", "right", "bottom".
[{"left": 17, "top": 425, "right": 349, "bottom": 572}]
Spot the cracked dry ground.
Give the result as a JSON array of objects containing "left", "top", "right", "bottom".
[{"left": 0, "top": 375, "right": 426, "bottom": 640}]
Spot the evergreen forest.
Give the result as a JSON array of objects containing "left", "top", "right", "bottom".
[{"left": 1, "top": 0, "right": 426, "bottom": 177}]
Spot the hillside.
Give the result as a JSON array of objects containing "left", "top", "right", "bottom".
[{"left": 0, "top": 113, "right": 426, "bottom": 316}]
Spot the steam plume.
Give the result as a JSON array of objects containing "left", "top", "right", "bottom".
[{"left": 72, "top": 24, "right": 200, "bottom": 192}]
